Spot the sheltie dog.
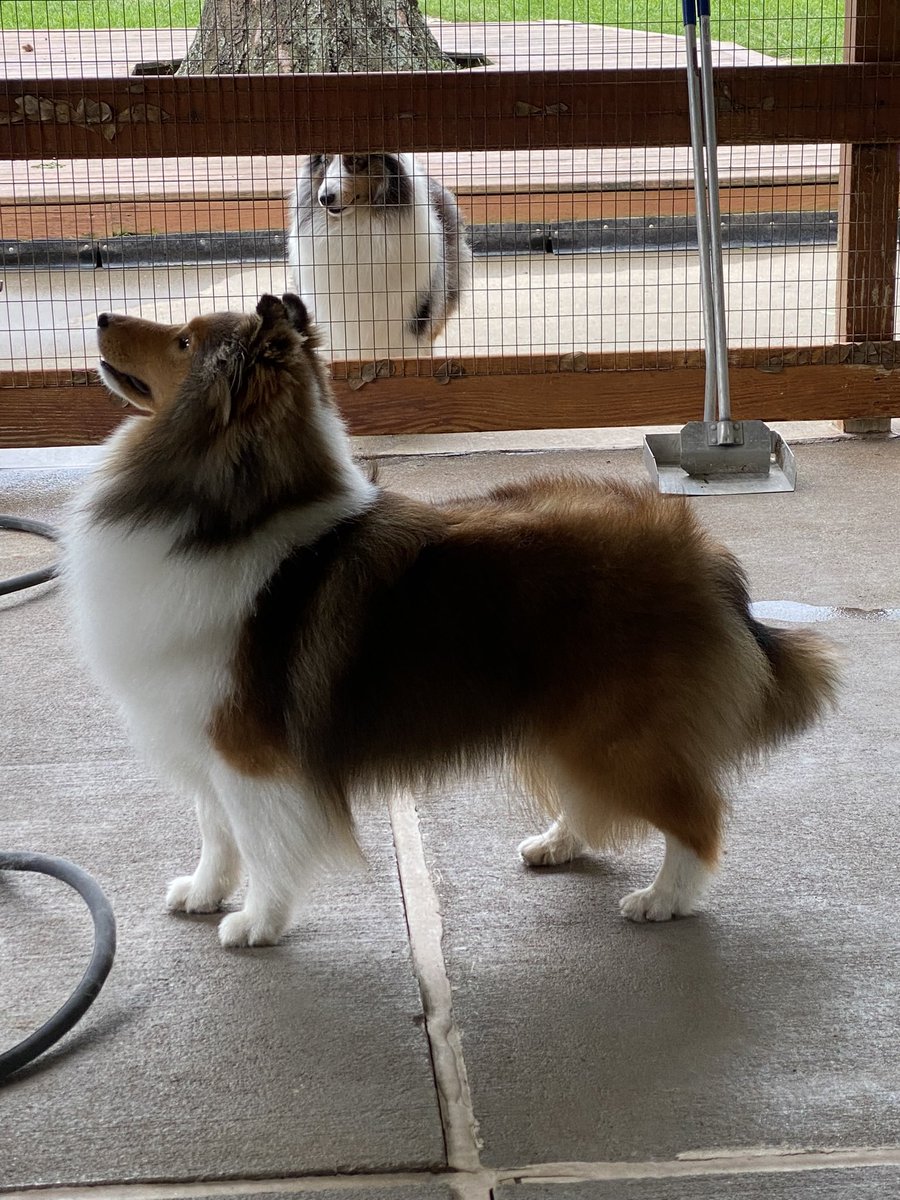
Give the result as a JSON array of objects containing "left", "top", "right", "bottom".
[
  {"left": 68, "top": 294, "right": 839, "bottom": 948},
  {"left": 288, "top": 153, "right": 470, "bottom": 360}
]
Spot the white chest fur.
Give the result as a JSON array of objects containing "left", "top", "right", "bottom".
[
  {"left": 64, "top": 516, "right": 266, "bottom": 778},
  {"left": 290, "top": 175, "right": 444, "bottom": 360},
  {"left": 64, "top": 433, "right": 377, "bottom": 783}
]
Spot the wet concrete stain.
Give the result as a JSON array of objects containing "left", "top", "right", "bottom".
[{"left": 751, "top": 600, "right": 900, "bottom": 624}]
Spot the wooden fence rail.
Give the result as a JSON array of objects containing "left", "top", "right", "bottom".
[
  {"left": 3, "top": 65, "right": 900, "bottom": 159},
  {"left": 2, "top": 57, "right": 900, "bottom": 443}
]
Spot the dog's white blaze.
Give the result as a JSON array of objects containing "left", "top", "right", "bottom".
[
  {"left": 318, "top": 155, "right": 353, "bottom": 209},
  {"left": 291, "top": 154, "right": 446, "bottom": 360}
]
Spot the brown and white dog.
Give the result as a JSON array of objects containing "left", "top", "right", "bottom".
[{"left": 67, "top": 294, "right": 839, "bottom": 948}]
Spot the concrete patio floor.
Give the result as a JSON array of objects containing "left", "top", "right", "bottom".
[
  {"left": 0, "top": 246, "right": 856, "bottom": 373},
  {"left": 1, "top": 432, "right": 899, "bottom": 1199}
]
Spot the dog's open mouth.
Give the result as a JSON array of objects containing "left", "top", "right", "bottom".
[{"left": 99, "top": 360, "right": 152, "bottom": 401}]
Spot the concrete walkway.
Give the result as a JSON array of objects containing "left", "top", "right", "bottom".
[
  {"left": 0, "top": 247, "right": 851, "bottom": 374},
  {"left": 1, "top": 434, "right": 899, "bottom": 1198}
]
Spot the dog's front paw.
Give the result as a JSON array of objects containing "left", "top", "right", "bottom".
[
  {"left": 217, "top": 909, "right": 286, "bottom": 948},
  {"left": 619, "top": 886, "right": 695, "bottom": 923},
  {"left": 166, "top": 874, "right": 227, "bottom": 914}
]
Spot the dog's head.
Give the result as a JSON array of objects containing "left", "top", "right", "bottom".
[
  {"left": 307, "top": 153, "right": 413, "bottom": 216},
  {"left": 97, "top": 292, "right": 320, "bottom": 419},
  {"left": 94, "top": 295, "right": 348, "bottom": 541}
]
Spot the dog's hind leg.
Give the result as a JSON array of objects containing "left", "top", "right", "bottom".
[
  {"left": 519, "top": 818, "right": 587, "bottom": 867},
  {"left": 516, "top": 750, "right": 634, "bottom": 870},
  {"left": 211, "top": 765, "right": 359, "bottom": 948},
  {"left": 615, "top": 764, "right": 723, "bottom": 923},
  {"left": 619, "top": 833, "right": 713, "bottom": 923},
  {"left": 532, "top": 738, "right": 724, "bottom": 921},
  {"left": 166, "top": 785, "right": 242, "bottom": 914}
]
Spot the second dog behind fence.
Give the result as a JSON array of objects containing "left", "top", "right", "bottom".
[{"left": 288, "top": 153, "right": 471, "bottom": 362}]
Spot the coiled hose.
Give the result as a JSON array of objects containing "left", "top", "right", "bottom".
[
  {"left": 0, "top": 516, "right": 117, "bottom": 1082},
  {"left": 0, "top": 515, "right": 58, "bottom": 596},
  {"left": 0, "top": 853, "right": 116, "bottom": 1082}
]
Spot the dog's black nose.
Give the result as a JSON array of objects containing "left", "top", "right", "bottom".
[
  {"left": 319, "top": 191, "right": 337, "bottom": 208},
  {"left": 97, "top": 312, "right": 111, "bottom": 328}
]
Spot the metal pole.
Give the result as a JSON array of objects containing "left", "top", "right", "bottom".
[
  {"left": 697, "top": 0, "right": 733, "bottom": 431},
  {"left": 682, "top": 0, "right": 718, "bottom": 424}
]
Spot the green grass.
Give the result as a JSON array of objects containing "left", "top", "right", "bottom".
[
  {"left": 3, "top": 2, "right": 201, "bottom": 28},
  {"left": 2, "top": 1, "right": 845, "bottom": 63},
  {"left": 433, "top": 2, "right": 844, "bottom": 61}
]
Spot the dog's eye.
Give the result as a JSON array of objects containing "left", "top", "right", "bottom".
[
  {"left": 344, "top": 155, "right": 368, "bottom": 173},
  {"left": 178, "top": 336, "right": 190, "bottom": 350}
]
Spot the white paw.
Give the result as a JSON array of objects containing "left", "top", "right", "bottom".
[
  {"left": 518, "top": 822, "right": 582, "bottom": 867},
  {"left": 166, "top": 874, "right": 227, "bottom": 914},
  {"left": 619, "top": 886, "right": 696, "bottom": 923},
  {"left": 217, "top": 909, "right": 285, "bottom": 948}
]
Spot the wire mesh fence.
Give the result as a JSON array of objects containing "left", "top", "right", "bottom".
[{"left": 0, "top": 2, "right": 897, "bottom": 440}]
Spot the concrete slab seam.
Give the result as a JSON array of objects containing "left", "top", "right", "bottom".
[
  {"left": 0, "top": 1175, "right": 492, "bottom": 1200},
  {"left": 448, "top": 1172, "right": 499, "bottom": 1200},
  {"left": 4, "top": 1151, "right": 899, "bottom": 1200},
  {"left": 497, "top": 1146, "right": 900, "bottom": 1185},
  {"left": 388, "top": 788, "right": 483, "bottom": 1175}
]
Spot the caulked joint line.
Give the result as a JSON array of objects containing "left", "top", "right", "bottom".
[
  {"left": 3, "top": 1149, "right": 899, "bottom": 1198},
  {"left": 389, "top": 787, "right": 483, "bottom": 1175},
  {"left": 499, "top": 1145, "right": 900, "bottom": 1185}
]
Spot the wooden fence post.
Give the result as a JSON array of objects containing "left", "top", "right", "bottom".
[{"left": 836, "top": 0, "right": 900, "bottom": 433}]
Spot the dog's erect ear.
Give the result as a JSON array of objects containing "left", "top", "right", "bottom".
[
  {"left": 255, "top": 294, "right": 287, "bottom": 328},
  {"left": 256, "top": 293, "right": 310, "bottom": 339},
  {"left": 281, "top": 294, "right": 310, "bottom": 336}
]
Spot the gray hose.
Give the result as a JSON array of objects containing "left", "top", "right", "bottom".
[
  {"left": 0, "top": 852, "right": 117, "bottom": 1082},
  {"left": 1, "top": 521, "right": 117, "bottom": 1082},
  {"left": 0, "top": 515, "right": 58, "bottom": 596}
]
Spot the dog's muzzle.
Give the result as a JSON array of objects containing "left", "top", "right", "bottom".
[{"left": 318, "top": 190, "right": 347, "bottom": 216}]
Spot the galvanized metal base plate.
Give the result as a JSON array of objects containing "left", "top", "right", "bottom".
[
  {"left": 643, "top": 428, "right": 797, "bottom": 495},
  {"left": 679, "top": 420, "right": 773, "bottom": 476}
]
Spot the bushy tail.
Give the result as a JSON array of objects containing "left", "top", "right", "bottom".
[{"left": 746, "top": 617, "right": 841, "bottom": 747}]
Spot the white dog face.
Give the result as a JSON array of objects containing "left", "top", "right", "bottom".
[{"left": 308, "top": 154, "right": 410, "bottom": 215}]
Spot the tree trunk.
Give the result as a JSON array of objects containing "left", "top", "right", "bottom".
[{"left": 178, "top": 0, "right": 453, "bottom": 74}]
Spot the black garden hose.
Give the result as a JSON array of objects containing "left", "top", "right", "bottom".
[
  {"left": 0, "top": 515, "right": 59, "bottom": 596},
  {"left": 0, "top": 852, "right": 117, "bottom": 1082},
  {"left": 0, "top": 519, "right": 117, "bottom": 1081}
]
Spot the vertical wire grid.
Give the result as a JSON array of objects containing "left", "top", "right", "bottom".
[{"left": 0, "top": 4, "right": 877, "bottom": 413}]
